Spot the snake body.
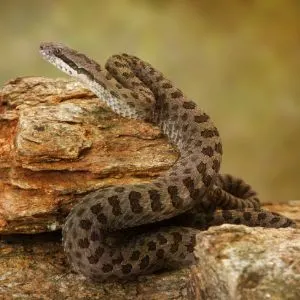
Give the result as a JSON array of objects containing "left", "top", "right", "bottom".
[{"left": 40, "top": 43, "right": 295, "bottom": 281}]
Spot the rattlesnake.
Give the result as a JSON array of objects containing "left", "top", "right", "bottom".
[{"left": 40, "top": 42, "right": 295, "bottom": 282}]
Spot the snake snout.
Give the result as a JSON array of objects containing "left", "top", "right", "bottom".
[{"left": 40, "top": 42, "right": 65, "bottom": 56}]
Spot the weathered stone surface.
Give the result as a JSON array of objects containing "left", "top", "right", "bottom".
[
  {"left": 0, "top": 77, "right": 299, "bottom": 299},
  {"left": 0, "top": 77, "right": 177, "bottom": 234},
  {"left": 193, "top": 224, "right": 300, "bottom": 300},
  {"left": 0, "top": 204, "right": 299, "bottom": 300},
  {"left": 0, "top": 231, "right": 195, "bottom": 300}
]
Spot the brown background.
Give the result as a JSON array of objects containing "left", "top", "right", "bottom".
[{"left": 0, "top": 0, "right": 299, "bottom": 202}]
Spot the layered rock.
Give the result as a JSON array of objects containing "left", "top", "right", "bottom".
[{"left": 0, "top": 77, "right": 299, "bottom": 299}]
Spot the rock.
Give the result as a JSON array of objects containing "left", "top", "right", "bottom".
[
  {"left": 0, "top": 77, "right": 299, "bottom": 299},
  {"left": 0, "top": 77, "right": 177, "bottom": 234},
  {"left": 1, "top": 222, "right": 299, "bottom": 299},
  {"left": 193, "top": 225, "right": 300, "bottom": 300}
]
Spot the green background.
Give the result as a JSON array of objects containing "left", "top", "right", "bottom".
[{"left": 0, "top": 0, "right": 299, "bottom": 202}]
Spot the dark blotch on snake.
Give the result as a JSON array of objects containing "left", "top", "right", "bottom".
[
  {"left": 123, "top": 71, "right": 134, "bottom": 78},
  {"left": 258, "top": 212, "right": 267, "bottom": 220},
  {"left": 76, "top": 208, "right": 85, "bottom": 217},
  {"left": 194, "top": 140, "right": 202, "bottom": 147},
  {"left": 130, "top": 250, "right": 141, "bottom": 261},
  {"left": 102, "top": 264, "right": 113, "bottom": 273},
  {"left": 194, "top": 114, "right": 209, "bottom": 123},
  {"left": 182, "top": 177, "right": 194, "bottom": 195},
  {"left": 97, "top": 213, "right": 108, "bottom": 224},
  {"left": 110, "top": 90, "right": 120, "bottom": 99},
  {"left": 156, "top": 249, "right": 165, "bottom": 259},
  {"left": 243, "top": 212, "right": 252, "bottom": 221},
  {"left": 79, "top": 219, "right": 92, "bottom": 230},
  {"left": 78, "top": 238, "right": 90, "bottom": 249},
  {"left": 88, "top": 254, "right": 100, "bottom": 264},
  {"left": 139, "top": 255, "right": 150, "bottom": 270},
  {"left": 182, "top": 124, "right": 189, "bottom": 132},
  {"left": 181, "top": 113, "right": 188, "bottom": 121},
  {"left": 172, "top": 232, "right": 183, "bottom": 243},
  {"left": 171, "top": 90, "right": 183, "bottom": 98},
  {"left": 131, "top": 92, "right": 139, "bottom": 99},
  {"left": 148, "top": 189, "right": 163, "bottom": 212},
  {"left": 161, "top": 82, "right": 173, "bottom": 89},
  {"left": 90, "top": 203, "right": 103, "bottom": 215},
  {"left": 201, "top": 129, "right": 216, "bottom": 138},
  {"left": 270, "top": 216, "right": 281, "bottom": 224},
  {"left": 201, "top": 146, "right": 214, "bottom": 157},
  {"left": 182, "top": 101, "right": 196, "bottom": 109},
  {"left": 114, "top": 61, "right": 123, "bottom": 68},
  {"left": 172, "top": 104, "right": 179, "bottom": 110},
  {"left": 122, "top": 264, "right": 133, "bottom": 274},
  {"left": 108, "top": 195, "right": 122, "bottom": 216},
  {"left": 156, "top": 233, "right": 168, "bottom": 245},
  {"left": 196, "top": 162, "right": 207, "bottom": 175},
  {"left": 147, "top": 241, "right": 157, "bottom": 251},
  {"left": 203, "top": 175, "right": 213, "bottom": 186},
  {"left": 222, "top": 210, "right": 233, "bottom": 220},
  {"left": 212, "top": 159, "right": 221, "bottom": 172},
  {"left": 167, "top": 186, "right": 183, "bottom": 208},
  {"left": 190, "top": 128, "right": 197, "bottom": 134},
  {"left": 234, "top": 218, "right": 242, "bottom": 224},
  {"left": 170, "top": 243, "right": 179, "bottom": 253},
  {"left": 129, "top": 191, "right": 143, "bottom": 213}
]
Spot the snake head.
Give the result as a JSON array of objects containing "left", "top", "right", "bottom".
[
  {"left": 40, "top": 42, "right": 66, "bottom": 58},
  {"left": 39, "top": 42, "right": 83, "bottom": 77}
]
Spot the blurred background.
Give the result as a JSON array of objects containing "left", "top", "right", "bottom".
[{"left": 0, "top": 0, "right": 299, "bottom": 202}]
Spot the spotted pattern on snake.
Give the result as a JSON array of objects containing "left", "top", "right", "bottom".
[{"left": 40, "top": 42, "right": 296, "bottom": 282}]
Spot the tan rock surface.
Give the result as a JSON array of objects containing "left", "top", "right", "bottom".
[
  {"left": 194, "top": 225, "right": 300, "bottom": 300},
  {"left": 0, "top": 77, "right": 299, "bottom": 299},
  {"left": 0, "top": 209, "right": 299, "bottom": 300},
  {"left": 0, "top": 77, "right": 177, "bottom": 234}
]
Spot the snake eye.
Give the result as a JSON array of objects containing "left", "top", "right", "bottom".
[{"left": 53, "top": 48, "right": 61, "bottom": 56}]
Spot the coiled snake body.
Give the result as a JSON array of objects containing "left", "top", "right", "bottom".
[{"left": 40, "top": 43, "right": 295, "bottom": 281}]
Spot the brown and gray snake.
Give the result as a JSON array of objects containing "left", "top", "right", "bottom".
[{"left": 39, "top": 42, "right": 296, "bottom": 282}]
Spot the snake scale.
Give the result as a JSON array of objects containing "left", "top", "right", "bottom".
[{"left": 40, "top": 42, "right": 296, "bottom": 282}]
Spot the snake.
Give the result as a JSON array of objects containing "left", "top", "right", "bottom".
[{"left": 39, "top": 42, "right": 296, "bottom": 282}]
